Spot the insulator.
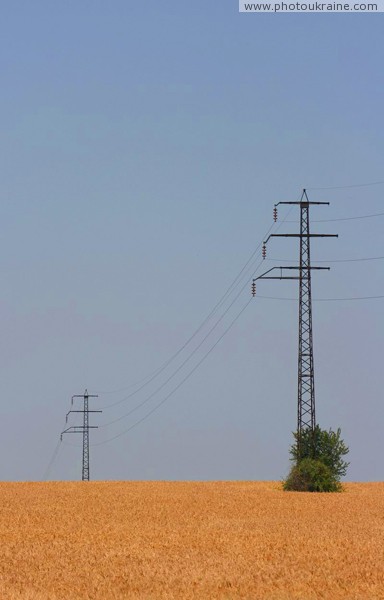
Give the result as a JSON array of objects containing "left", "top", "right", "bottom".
[
  {"left": 252, "top": 282, "right": 256, "bottom": 297},
  {"left": 273, "top": 206, "right": 278, "bottom": 222},
  {"left": 262, "top": 244, "right": 266, "bottom": 259}
]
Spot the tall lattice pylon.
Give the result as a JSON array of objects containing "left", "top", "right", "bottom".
[
  {"left": 253, "top": 189, "right": 338, "bottom": 459},
  {"left": 61, "top": 389, "right": 102, "bottom": 481},
  {"left": 297, "top": 198, "right": 315, "bottom": 438},
  {"left": 82, "top": 391, "right": 91, "bottom": 481}
]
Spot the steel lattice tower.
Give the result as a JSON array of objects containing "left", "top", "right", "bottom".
[
  {"left": 253, "top": 190, "right": 337, "bottom": 458},
  {"left": 61, "top": 389, "right": 101, "bottom": 481},
  {"left": 82, "top": 391, "right": 90, "bottom": 481},
  {"left": 297, "top": 198, "right": 316, "bottom": 439}
]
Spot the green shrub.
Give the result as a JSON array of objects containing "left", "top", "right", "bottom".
[
  {"left": 290, "top": 426, "right": 349, "bottom": 479},
  {"left": 283, "top": 458, "right": 342, "bottom": 493}
]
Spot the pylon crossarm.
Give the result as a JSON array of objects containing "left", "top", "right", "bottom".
[
  {"left": 60, "top": 426, "right": 83, "bottom": 441},
  {"left": 72, "top": 391, "right": 98, "bottom": 398},
  {"left": 253, "top": 266, "right": 281, "bottom": 280},
  {"left": 275, "top": 201, "right": 330, "bottom": 206},
  {"left": 269, "top": 266, "right": 330, "bottom": 270},
  {"left": 253, "top": 266, "right": 329, "bottom": 284},
  {"left": 61, "top": 425, "right": 98, "bottom": 437},
  {"left": 263, "top": 233, "right": 337, "bottom": 248},
  {"left": 62, "top": 426, "right": 82, "bottom": 434},
  {"left": 268, "top": 233, "right": 338, "bottom": 240},
  {"left": 71, "top": 394, "right": 85, "bottom": 405},
  {"left": 67, "top": 411, "right": 102, "bottom": 412},
  {"left": 253, "top": 266, "right": 302, "bottom": 281}
]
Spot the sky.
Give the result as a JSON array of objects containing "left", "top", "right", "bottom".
[{"left": 0, "top": 1, "right": 383, "bottom": 481}]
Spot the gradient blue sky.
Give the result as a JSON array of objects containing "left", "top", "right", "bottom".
[{"left": 1, "top": 2, "right": 383, "bottom": 481}]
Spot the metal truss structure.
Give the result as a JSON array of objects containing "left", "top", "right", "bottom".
[
  {"left": 253, "top": 190, "right": 337, "bottom": 458},
  {"left": 61, "top": 389, "right": 102, "bottom": 481}
]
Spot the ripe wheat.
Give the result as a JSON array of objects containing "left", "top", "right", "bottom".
[{"left": 0, "top": 481, "right": 383, "bottom": 599}]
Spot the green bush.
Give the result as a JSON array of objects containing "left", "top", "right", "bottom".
[
  {"left": 289, "top": 426, "right": 349, "bottom": 479},
  {"left": 283, "top": 425, "right": 349, "bottom": 493},
  {"left": 283, "top": 458, "right": 342, "bottom": 493}
]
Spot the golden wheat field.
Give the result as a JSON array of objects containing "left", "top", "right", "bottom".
[{"left": 0, "top": 481, "right": 384, "bottom": 599}]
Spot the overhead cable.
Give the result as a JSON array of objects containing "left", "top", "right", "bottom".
[
  {"left": 283, "top": 211, "right": 384, "bottom": 223},
  {"left": 307, "top": 181, "right": 384, "bottom": 190},
  {"left": 98, "top": 259, "right": 264, "bottom": 427},
  {"left": 93, "top": 222, "right": 275, "bottom": 402},
  {"left": 94, "top": 205, "right": 295, "bottom": 407},
  {"left": 91, "top": 299, "right": 253, "bottom": 446},
  {"left": 42, "top": 438, "right": 62, "bottom": 481}
]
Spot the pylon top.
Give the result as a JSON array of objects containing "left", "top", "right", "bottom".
[{"left": 275, "top": 189, "right": 329, "bottom": 206}]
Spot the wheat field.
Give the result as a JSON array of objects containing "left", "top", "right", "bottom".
[{"left": 0, "top": 481, "right": 383, "bottom": 599}]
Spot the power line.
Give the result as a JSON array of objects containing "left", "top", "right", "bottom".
[
  {"left": 93, "top": 222, "right": 277, "bottom": 403},
  {"left": 98, "top": 259, "right": 264, "bottom": 428},
  {"left": 58, "top": 205, "right": 296, "bottom": 455},
  {"left": 95, "top": 206, "right": 297, "bottom": 408},
  {"left": 96, "top": 204, "right": 297, "bottom": 415},
  {"left": 62, "top": 298, "right": 252, "bottom": 449},
  {"left": 307, "top": 181, "right": 384, "bottom": 190},
  {"left": 314, "top": 211, "right": 384, "bottom": 222},
  {"left": 93, "top": 206, "right": 297, "bottom": 435},
  {"left": 283, "top": 211, "right": 384, "bottom": 223},
  {"left": 42, "top": 438, "right": 62, "bottom": 481},
  {"left": 94, "top": 202, "right": 298, "bottom": 403},
  {"left": 96, "top": 254, "right": 265, "bottom": 409},
  {"left": 90, "top": 299, "right": 252, "bottom": 447}
]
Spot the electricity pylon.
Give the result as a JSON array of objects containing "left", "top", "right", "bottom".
[
  {"left": 253, "top": 190, "right": 338, "bottom": 458},
  {"left": 61, "top": 389, "right": 102, "bottom": 481}
]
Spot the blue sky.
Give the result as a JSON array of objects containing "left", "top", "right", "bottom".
[{"left": 0, "top": 2, "right": 383, "bottom": 481}]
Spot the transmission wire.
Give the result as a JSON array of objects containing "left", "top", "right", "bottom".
[
  {"left": 96, "top": 204, "right": 295, "bottom": 412},
  {"left": 93, "top": 205, "right": 296, "bottom": 433},
  {"left": 90, "top": 300, "right": 253, "bottom": 446},
  {"left": 94, "top": 215, "right": 289, "bottom": 407},
  {"left": 306, "top": 181, "right": 384, "bottom": 190},
  {"left": 93, "top": 222, "right": 276, "bottom": 403},
  {"left": 97, "top": 258, "right": 263, "bottom": 428},
  {"left": 59, "top": 204, "right": 296, "bottom": 449},
  {"left": 42, "top": 438, "right": 62, "bottom": 481},
  {"left": 283, "top": 211, "right": 384, "bottom": 224}
]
